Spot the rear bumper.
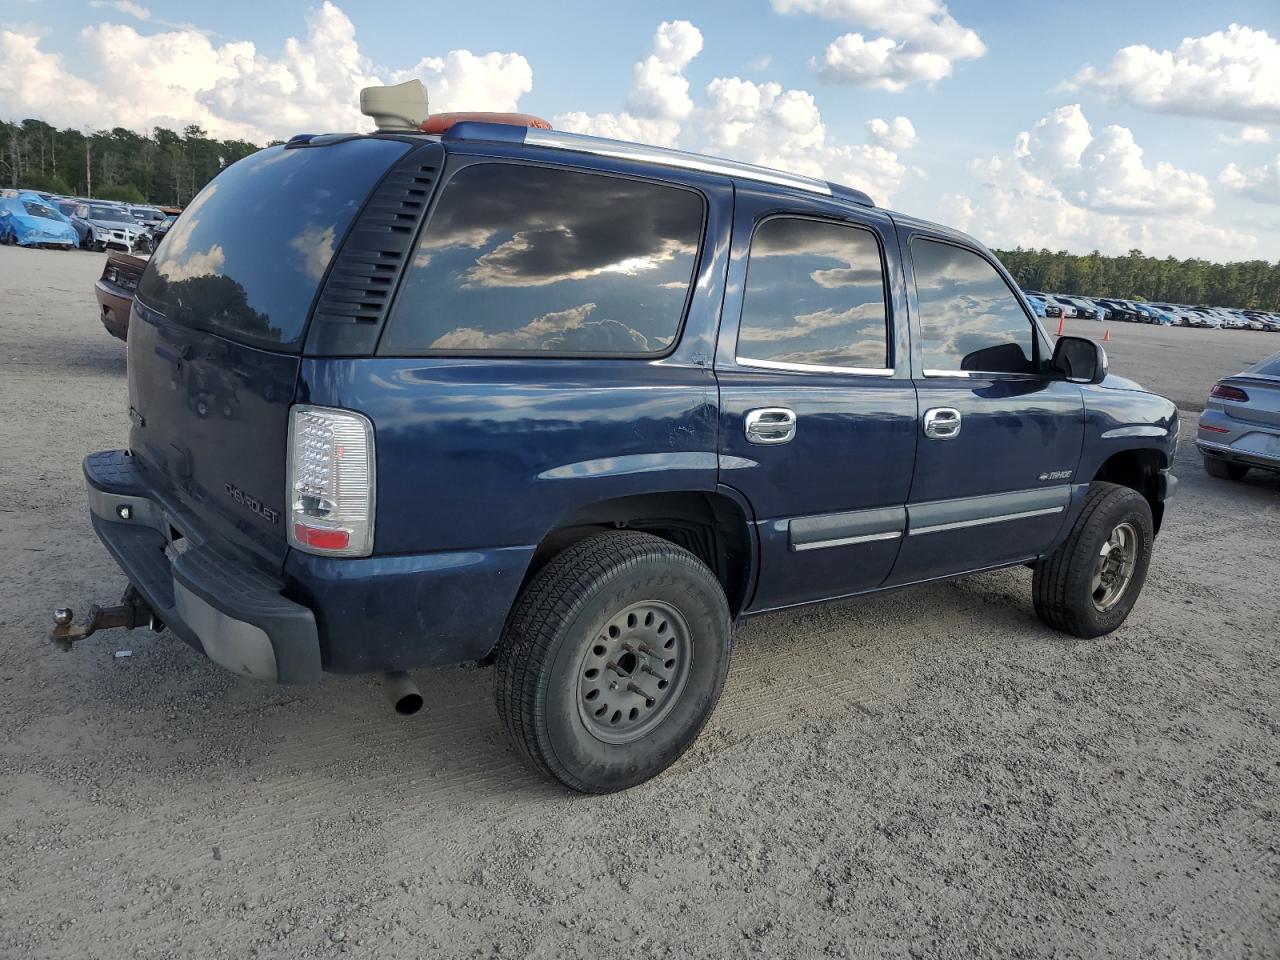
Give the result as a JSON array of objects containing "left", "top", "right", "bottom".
[
  {"left": 1197, "top": 408, "right": 1280, "bottom": 472},
  {"left": 84, "top": 450, "right": 322, "bottom": 683},
  {"left": 93, "top": 281, "right": 131, "bottom": 340},
  {"left": 1197, "top": 438, "right": 1280, "bottom": 472}
]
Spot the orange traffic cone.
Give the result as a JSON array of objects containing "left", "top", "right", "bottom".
[
  {"left": 1102, "top": 329, "right": 1111, "bottom": 342},
  {"left": 1056, "top": 316, "right": 1064, "bottom": 336}
]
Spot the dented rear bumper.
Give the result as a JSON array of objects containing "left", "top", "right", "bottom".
[{"left": 82, "top": 450, "right": 322, "bottom": 683}]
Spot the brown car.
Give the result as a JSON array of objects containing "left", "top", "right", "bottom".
[{"left": 93, "top": 251, "right": 146, "bottom": 340}]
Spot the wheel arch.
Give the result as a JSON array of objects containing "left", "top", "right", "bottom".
[
  {"left": 522, "top": 489, "right": 758, "bottom": 618},
  {"left": 1091, "top": 448, "right": 1167, "bottom": 534}
]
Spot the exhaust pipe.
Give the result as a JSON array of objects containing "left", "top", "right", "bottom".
[{"left": 384, "top": 671, "right": 423, "bottom": 716}]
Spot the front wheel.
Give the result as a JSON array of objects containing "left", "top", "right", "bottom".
[
  {"left": 495, "top": 531, "right": 732, "bottom": 793},
  {"left": 1033, "top": 482, "right": 1154, "bottom": 639}
]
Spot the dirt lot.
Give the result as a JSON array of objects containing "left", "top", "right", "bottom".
[{"left": 1, "top": 245, "right": 1276, "bottom": 959}]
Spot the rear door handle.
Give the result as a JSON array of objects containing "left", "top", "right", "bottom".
[
  {"left": 745, "top": 407, "right": 797, "bottom": 445},
  {"left": 923, "top": 407, "right": 962, "bottom": 440}
]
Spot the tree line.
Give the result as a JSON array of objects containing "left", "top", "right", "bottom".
[
  {"left": 1, "top": 118, "right": 263, "bottom": 206},
  {"left": 4, "top": 116, "right": 1277, "bottom": 311},
  {"left": 994, "top": 247, "right": 1280, "bottom": 312}
]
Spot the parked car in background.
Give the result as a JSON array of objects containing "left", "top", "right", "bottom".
[
  {"left": 1137, "top": 303, "right": 1177, "bottom": 326},
  {"left": 0, "top": 194, "right": 79, "bottom": 248},
  {"left": 133, "top": 214, "right": 176, "bottom": 254},
  {"left": 1151, "top": 303, "right": 1196, "bottom": 326},
  {"left": 128, "top": 206, "right": 166, "bottom": 227},
  {"left": 69, "top": 202, "right": 142, "bottom": 252},
  {"left": 1051, "top": 295, "right": 1100, "bottom": 320},
  {"left": 1023, "top": 292, "right": 1062, "bottom": 318},
  {"left": 1094, "top": 298, "right": 1139, "bottom": 323},
  {"left": 1198, "top": 349, "right": 1280, "bottom": 480},
  {"left": 93, "top": 250, "right": 146, "bottom": 340}
]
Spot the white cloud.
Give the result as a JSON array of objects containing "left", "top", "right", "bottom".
[
  {"left": 748, "top": 54, "right": 773, "bottom": 71},
  {"left": 1219, "top": 156, "right": 1280, "bottom": 205},
  {"left": 952, "top": 105, "right": 1252, "bottom": 259},
  {"left": 698, "top": 77, "right": 912, "bottom": 203},
  {"left": 390, "top": 50, "right": 533, "bottom": 113},
  {"left": 1016, "top": 105, "right": 1213, "bottom": 217},
  {"left": 560, "top": 21, "right": 917, "bottom": 205},
  {"left": 1072, "top": 24, "right": 1280, "bottom": 125},
  {"left": 774, "top": 0, "right": 985, "bottom": 91},
  {"left": 0, "top": 2, "right": 533, "bottom": 142},
  {"left": 866, "top": 115, "right": 916, "bottom": 149},
  {"left": 555, "top": 21, "right": 701, "bottom": 147},
  {"left": 1220, "top": 126, "right": 1273, "bottom": 145},
  {"left": 88, "top": 1, "right": 151, "bottom": 20}
]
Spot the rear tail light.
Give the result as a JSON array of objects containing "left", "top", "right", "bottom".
[
  {"left": 287, "top": 405, "right": 375, "bottom": 557},
  {"left": 1210, "top": 383, "right": 1250, "bottom": 403}
]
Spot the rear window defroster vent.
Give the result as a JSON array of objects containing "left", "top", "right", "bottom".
[{"left": 306, "top": 143, "right": 443, "bottom": 355}]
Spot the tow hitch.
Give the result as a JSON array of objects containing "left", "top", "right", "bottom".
[{"left": 50, "top": 585, "right": 161, "bottom": 651}]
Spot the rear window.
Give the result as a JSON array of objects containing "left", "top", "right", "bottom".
[
  {"left": 136, "top": 137, "right": 409, "bottom": 351},
  {"left": 380, "top": 163, "right": 705, "bottom": 356},
  {"left": 23, "top": 201, "right": 60, "bottom": 220},
  {"left": 1250, "top": 352, "right": 1280, "bottom": 376}
]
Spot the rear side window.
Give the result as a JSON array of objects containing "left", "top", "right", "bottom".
[
  {"left": 737, "top": 217, "right": 890, "bottom": 370},
  {"left": 380, "top": 163, "right": 705, "bottom": 355},
  {"left": 912, "top": 239, "right": 1037, "bottom": 375},
  {"left": 136, "top": 137, "right": 410, "bottom": 351}
]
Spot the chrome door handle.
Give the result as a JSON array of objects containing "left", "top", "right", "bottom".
[
  {"left": 923, "top": 407, "right": 962, "bottom": 440},
  {"left": 745, "top": 407, "right": 797, "bottom": 445}
]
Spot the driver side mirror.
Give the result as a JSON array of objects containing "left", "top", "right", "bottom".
[{"left": 1051, "top": 335, "right": 1108, "bottom": 384}]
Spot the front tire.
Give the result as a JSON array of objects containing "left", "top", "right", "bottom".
[
  {"left": 495, "top": 532, "right": 732, "bottom": 794},
  {"left": 1203, "top": 456, "right": 1249, "bottom": 481},
  {"left": 1033, "top": 482, "right": 1154, "bottom": 639}
]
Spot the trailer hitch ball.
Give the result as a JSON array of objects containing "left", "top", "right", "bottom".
[{"left": 49, "top": 587, "right": 160, "bottom": 651}]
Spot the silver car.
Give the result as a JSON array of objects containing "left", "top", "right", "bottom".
[{"left": 1197, "top": 349, "right": 1280, "bottom": 480}]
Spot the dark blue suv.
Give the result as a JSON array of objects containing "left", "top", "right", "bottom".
[{"left": 58, "top": 120, "right": 1178, "bottom": 793}]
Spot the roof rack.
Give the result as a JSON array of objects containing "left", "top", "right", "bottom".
[{"left": 440, "top": 122, "right": 874, "bottom": 207}]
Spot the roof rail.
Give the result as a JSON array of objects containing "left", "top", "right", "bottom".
[{"left": 441, "top": 122, "right": 874, "bottom": 207}]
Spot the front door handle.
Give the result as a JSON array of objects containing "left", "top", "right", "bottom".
[
  {"left": 745, "top": 407, "right": 797, "bottom": 445},
  {"left": 923, "top": 407, "right": 962, "bottom": 440}
]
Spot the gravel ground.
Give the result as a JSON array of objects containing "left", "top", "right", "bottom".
[{"left": 1, "top": 245, "right": 1277, "bottom": 959}]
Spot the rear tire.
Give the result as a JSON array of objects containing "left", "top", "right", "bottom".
[
  {"left": 1203, "top": 456, "right": 1249, "bottom": 481},
  {"left": 495, "top": 531, "right": 732, "bottom": 794},
  {"left": 1033, "top": 482, "right": 1154, "bottom": 639}
]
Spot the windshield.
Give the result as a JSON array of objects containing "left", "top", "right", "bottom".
[
  {"left": 89, "top": 205, "right": 134, "bottom": 222},
  {"left": 135, "top": 137, "right": 410, "bottom": 351}
]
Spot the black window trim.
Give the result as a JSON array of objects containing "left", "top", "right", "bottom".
[
  {"left": 909, "top": 233, "right": 1052, "bottom": 380},
  {"left": 734, "top": 212, "right": 896, "bottom": 378},
  {"left": 376, "top": 157, "right": 710, "bottom": 361}
]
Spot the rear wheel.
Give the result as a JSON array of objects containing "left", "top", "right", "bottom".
[
  {"left": 1033, "top": 482, "right": 1154, "bottom": 638},
  {"left": 495, "top": 531, "right": 732, "bottom": 793},
  {"left": 1203, "top": 456, "right": 1249, "bottom": 481}
]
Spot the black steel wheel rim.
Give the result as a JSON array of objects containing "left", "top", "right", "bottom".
[{"left": 576, "top": 600, "right": 692, "bottom": 744}]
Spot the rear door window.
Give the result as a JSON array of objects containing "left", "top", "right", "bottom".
[
  {"left": 736, "top": 216, "right": 890, "bottom": 370},
  {"left": 136, "top": 137, "right": 410, "bottom": 351},
  {"left": 380, "top": 163, "right": 705, "bottom": 356}
]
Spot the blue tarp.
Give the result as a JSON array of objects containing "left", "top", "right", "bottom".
[{"left": 0, "top": 195, "right": 79, "bottom": 247}]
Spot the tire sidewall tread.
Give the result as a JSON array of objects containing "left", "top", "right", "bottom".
[
  {"left": 1033, "top": 482, "right": 1154, "bottom": 639},
  {"left": 495, "top": 532, "right": 731, "bottom": 794}
]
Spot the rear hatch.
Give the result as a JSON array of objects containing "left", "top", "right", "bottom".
[{"left": 128, "top": 136, "right": 411, "bottom": 571}]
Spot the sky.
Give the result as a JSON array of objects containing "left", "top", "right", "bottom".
[{"left": 2, "top": 0, "right": 1279, "bottom": 262}]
